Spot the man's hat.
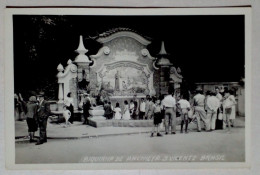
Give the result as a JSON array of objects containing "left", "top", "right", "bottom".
[
  {"left": 195, "top": 87, "right": 202, "bottom": 91},
  {"left": 29, "top": 96, "right": 37, "bottom": 102},
  {"left": 37, "top": 91, "right": 45, "bottom": 97}
]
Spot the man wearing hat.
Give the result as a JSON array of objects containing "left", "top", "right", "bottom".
[
  {"left": 36, "top": 92, "right": 50, "bottom": 145},
  {"left": 192, "top": 88, "right": 210, "bottom": 132},
  {"left": 161, "top": 88, "right": 177, "bottom": 135},
  {"left": 83, "top": 92, "right": 91, "bottom": 125}
]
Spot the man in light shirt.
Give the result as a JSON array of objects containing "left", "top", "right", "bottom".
[
  {"left": 206, "top": 92, "right": 220, "bottom": 131},
  {"left": 192, "top": 88, "right": 210, "bottom": 132},
  {"left": 139, "top": 98, "right": 146, "bottom": 120},
  {"left": 215, "top": 88, "right": 223, "bottom": 101},
  {"left": 145, "top": 95, "right": 151, "bottom": 120},
  {"left": 177, "top": 94, "right": 191, "bottom": 133},
  {"left": 215, "top": 87, "right": 223, "bottom": 129},
  {"left": 161, "top": 90, "right": 177, "bottom": 134}
]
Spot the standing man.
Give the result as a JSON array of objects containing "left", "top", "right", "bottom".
[
  {"left": 144, "top": 95, "right": 150, "bottom": 120},
  {"left": 139, "top": 98, "right": 146, "bottom": 120},
  {"left": 215, "top": 87, "right": 223, "bottom": 129},
  {"left": 215, "top": 87, "right": 223, "bottom": 101},
  {"left": 206, "top": 92, "right": 220, "bottom": 131},
  {"left": 161, "top": 89, "right": 177, "bottom": 135},
  {"left": 132, "top": 94, "right": 139, "bottom": 119},
  {"left": 83, "top": 93, "right": 91, "bottom": 125},
  {"left": 36, "top": 92, "right": 50, "bottom": 145},
  {"left": 192, "top": 88, "right": 210, "bottom": 132}
]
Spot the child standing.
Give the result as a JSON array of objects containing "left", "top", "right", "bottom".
[
  {"left": 151, "top": 99, "right": 163, "bottom": 137},
  {"left": 177, "top": 95, "right": 191, "bottom": 133},
  {"left": 122, "top": 100, "right": 131, "bottom": 120},
  {"left": 63, "top": 106, "right": 71, "bottom": 127},
  {"left": 114, "top": 102, "right": 122, "bottom": 120}
]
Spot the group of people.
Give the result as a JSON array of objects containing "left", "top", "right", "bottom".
[
  {"left": 17, "top": 86, "right": 237, "bottom": 145},
  {"left": 15, "top": 92, "right": 51, "bottom": 145},
  {"left": 98, "top": 87, "right": 237, "bottom": 137},
  {"left": 149, "top": 87, "right": 237, "bottom": 137},
  {"left": 193, "top": 87, "right": 237, "bottom": 133}
]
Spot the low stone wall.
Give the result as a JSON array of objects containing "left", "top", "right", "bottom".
[{"left": 88, "top": 118, "right": 154, "bottom": 128}]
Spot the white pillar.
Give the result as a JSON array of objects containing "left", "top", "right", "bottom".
[
  {"left": 58, "top": 83, "right": 63, "bottom": 103},
  {"left": 57, "top": 63, "right": 64, "bottom": 111}
]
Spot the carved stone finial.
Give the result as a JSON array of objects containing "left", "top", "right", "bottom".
[
  {"left": 67, "top": 59, "right": 72, "bottom": 65},
  {"left": 57, "top": 63, "right": 64, "bottom": 72},
  {"left": 159, "top": 41, "right": 167, "bottom": 55},
  {"left": 74, "top": 35, "right": 92, "bottom": 64},
  {"left": 156, "top": 41, "right": 172, "bottom": 66},
  {"left": 75, "top": 35, "right": 88, "bottom": 54}
]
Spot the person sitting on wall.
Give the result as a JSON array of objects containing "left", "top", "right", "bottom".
[{"left": 96, "top": 94, "right": 104, "bottom": 106}]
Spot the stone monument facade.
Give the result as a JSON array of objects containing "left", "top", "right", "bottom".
[{"left": 56, "top": 29, "right": 183, "bottom": 116}]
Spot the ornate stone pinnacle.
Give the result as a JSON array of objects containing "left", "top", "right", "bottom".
[
  {"left": 57, "top": 63, "right": 64, "bottom": 72},
  {"left": 67, "top": 59, "right": 72, "bottom": 65},
  {"left": 75, "top": 35, "right": 88, "bottom": 54},
  {"left": 159, "top": 41, "right": 167, "bottom": 55},
  {"left": 74, "top": 35, "right": 92, "bottom": 64}
]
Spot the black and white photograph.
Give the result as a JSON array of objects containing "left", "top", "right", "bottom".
[{"left": 4, "top": 7, "right": 251, "bottom": 169}]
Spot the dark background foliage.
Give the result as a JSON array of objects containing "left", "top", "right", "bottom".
[{"left": 13, "top": 15, "right": 244, "bottom": 100}]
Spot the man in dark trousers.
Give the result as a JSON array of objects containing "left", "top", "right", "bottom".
[
  {"left": 36, "top": 92, "right": 50, "bottom": 145},
  {"left": 83, "top": 93, "right": 91, "bottom": 125}
]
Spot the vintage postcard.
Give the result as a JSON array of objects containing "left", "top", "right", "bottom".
[{"left": 4, "top": 7, "right": 251, "bottom": 170}]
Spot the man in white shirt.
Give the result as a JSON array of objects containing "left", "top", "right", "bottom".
[
  {"left": 161, "top": 91, "right": 177, "bottom": 134},
  {"left": 215, "top": 87, "right": 223, "bottom": 129},
  {"left": 177, "top": 95, "right": 191, "bottom": 133},
  {"left": 206, "top": 92, "right": 220, "bottom": 131},
  {"left": 192, "top": 88, "right": 210, "bottom": 132},
  {"left": 145, "top": 95, "right": 151, "bottom": 120},
  {"left": 215, "top": 88, "right": 223, "bottom": 101},
  {"left": 139, "top": 98, "right": 146, "bottom": 120}
]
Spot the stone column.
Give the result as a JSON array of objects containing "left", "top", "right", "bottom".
[{"left": 57, "top": 63, "right": 64, "bottom": 111}]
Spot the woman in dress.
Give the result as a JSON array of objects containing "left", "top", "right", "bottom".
[
  {"left": 122, "top": 100, "right": 131, "bottom": 120},
  {"left": 64, "top": 92, "right": 74, "bottom": 124},
  {"left": 25, "top": 96, "right": 38, "bottom": 142},
  {"left": 129, "top": 100, "right": 135, "bottom": 118},
  {"left": 223, "top": 90, "right": 237, "bottom": 132},
  {"left": 114, "top": 102, "right": 122, "bottom": 120},
  {"left": 228, "top": 90, "right": 237, "bottom": 127}
]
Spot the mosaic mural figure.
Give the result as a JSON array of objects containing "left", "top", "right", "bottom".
[{"left": 114, "top": 70, "right": 120, "bottom": 91}]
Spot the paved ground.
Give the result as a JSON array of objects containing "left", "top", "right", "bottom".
[
  {"left": 15, "top": 118, "right": 245, "bottom": 164},
  {"left": 15, "top": 117, "right": 245, "bottom": 139}
]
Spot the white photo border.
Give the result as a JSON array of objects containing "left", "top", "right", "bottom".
[{"left": 4, "top": 7, "right": 252, "bottom": 170}]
